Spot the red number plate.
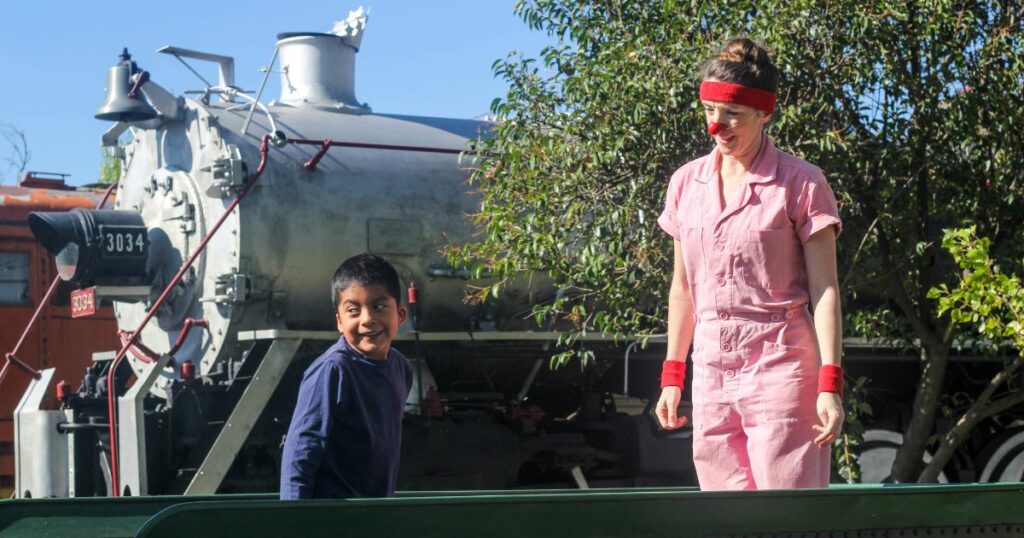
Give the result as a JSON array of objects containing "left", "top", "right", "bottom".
[{"left": 71, "top": 287, "right": 96, "bottom": 318}]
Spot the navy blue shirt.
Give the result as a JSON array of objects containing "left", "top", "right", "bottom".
[{"left": 280, "top": 337, "right": 411, "bottom": 500}]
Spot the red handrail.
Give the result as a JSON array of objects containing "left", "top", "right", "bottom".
[
  {"left": 168, "top": 318, "right": 209, "bottom": 356},
  {"left": 287, "top": 137, "right": 467, "bottom": 171}
]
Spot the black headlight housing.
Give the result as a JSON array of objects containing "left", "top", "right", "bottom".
[{"left": 28, "top": 208, "right": 149, "bottom": 287}]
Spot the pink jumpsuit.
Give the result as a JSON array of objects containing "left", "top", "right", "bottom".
[{"left": 658, "top": 137, "right": 842, "bottom": 490}]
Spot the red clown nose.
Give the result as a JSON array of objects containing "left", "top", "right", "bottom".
[{"left": 707, "top": 122, "right": 728, "bottom": 136}]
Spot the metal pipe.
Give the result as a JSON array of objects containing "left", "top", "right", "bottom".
[
  {"left": 167, "top": 318, "right": 209, "bottom": 357},
  {"left": 170, "top": 55, "right": 213, "bottom": 88},
  {"left": 106, "top": 135, "right": 271, "bottom": 497},
  {"left": 57, "top": 422, "right": 109, "bottom": 433},
  {"left": 1, "top": 353, "right": 41, "bottom": 382},
  {"left": 304, "top": 139, "right": 333, "bottom": 170},
  {"left": 516, "top": 359, "right": 545, "bottom": 404},
  {"left": 623, "top": 341, "right": 640, "bottom": 397},
  {"left": 288, "top": 138, "right": 465, "bottom": 155},
  {"left": 117, "top": 330, "right": 158, "bottom": 364},
  {"left": 242, "top": 47, "right": 279, "bottom": 137},
  {"left": 407, "top": 283, "right": 423, "bottom": 410},
  {"left": 208, "top": 86, "right": 281, "bottom": 136},
  {"left": 0, "top": 182, "right": 117, "bottom": 391}
]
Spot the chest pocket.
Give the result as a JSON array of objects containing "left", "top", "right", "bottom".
[
  {"left": 675, "top": 206, "right": 707, "bottom": 284},
  {"left": 738, "top": 227, "right": 802, "bottom": 291}
]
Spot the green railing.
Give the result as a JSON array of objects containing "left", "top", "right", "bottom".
[{"left": 2, "top": 484, "right": 1022, "bottom": 538}]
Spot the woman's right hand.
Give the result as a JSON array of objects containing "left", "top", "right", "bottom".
[{"left": 655, "top": 386, "right": 687, "bottom": 430}]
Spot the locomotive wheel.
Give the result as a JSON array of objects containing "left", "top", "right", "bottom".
[
  {"left": 857, "top": 429, "right": 948, "bottom": 483},
  {"left": 977, "top": 426, "right": 1024, "bottom": 482}
]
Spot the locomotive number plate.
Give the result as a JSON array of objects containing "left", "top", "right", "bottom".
[
  {"left": 71, "top": 287, "right": 96, "bottom": 318},
  {"left": 98, "top": 225, "right": 147, "bottom": 258}
]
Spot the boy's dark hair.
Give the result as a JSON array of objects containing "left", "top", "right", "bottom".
[{"left": 331, "top": 253, "right": 403, "bottom": 310}]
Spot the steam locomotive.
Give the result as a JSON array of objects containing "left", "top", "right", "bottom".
[{"left": 12, "top": 23, "right": 696, "bottom": 499}]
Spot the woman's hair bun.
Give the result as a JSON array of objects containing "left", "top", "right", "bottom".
[
  {"left": 704, "top": 38, "right": 779, "bottom": 94},
  {"left": 720, "top": 38, "right": 773, "bottom": 68}
]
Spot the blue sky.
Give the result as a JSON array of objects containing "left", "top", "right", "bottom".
[{"left": 0, "top": 2, "right": 554, "bottom": 185}]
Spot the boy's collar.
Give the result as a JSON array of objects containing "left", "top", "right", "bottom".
[{"left": 337, "top": 335, "right": 391, "bottom": 362}]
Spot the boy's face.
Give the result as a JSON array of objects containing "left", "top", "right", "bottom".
[{"left": 335, "top": 283, "right": 407, "bottom": 360}]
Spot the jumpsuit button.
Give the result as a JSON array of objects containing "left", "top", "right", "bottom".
[
  {"left": 770, "top": 313, "right": 782, "bottom": 322},
  {"left": 718, "top": 312, "right": 729, "bottom": 321},
  {"left": 785, "top": 310, "right": 795, "bottom": 319},
  {"left": 722, "top": 343, "right": 732, "bottom": 352},
  {"left": 716, "top": 277, "right": 727, "bottom": 287},
  {"left": 715, "top": 243, "right": 725, "bottom": 252},
  {"left": 725, "top": 370, "right": 735, "bottom": 378}
]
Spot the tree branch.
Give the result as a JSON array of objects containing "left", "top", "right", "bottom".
[
  {"left": 1, "top": 123, "right": 31, "bottom": 183},
  {"left": 875, "top": 226, "right": 930, "bottom": 340},
  {"left": 918, "top": 355, "right": 1024, "bottom": 482}
]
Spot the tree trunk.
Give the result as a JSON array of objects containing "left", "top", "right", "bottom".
[
  {"left": 918, "top": 355, "right": 1024, "bottom": 482},
  {"left": 890, "top": 341, "right": 949, "bottom": 482}
]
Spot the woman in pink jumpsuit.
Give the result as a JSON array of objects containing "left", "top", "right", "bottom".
[{"left": 654, "top": 39, "right": 845, "bottom": 490}]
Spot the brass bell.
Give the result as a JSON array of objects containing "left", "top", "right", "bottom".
[{"left": 95, "top": 49, "right": 157, "bottom": 122}]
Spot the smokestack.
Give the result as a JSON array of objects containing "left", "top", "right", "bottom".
[{"left": 275, "top": 32, "right": 367, "bottom": 111}]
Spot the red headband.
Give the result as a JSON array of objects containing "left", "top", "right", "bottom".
[{"left": 699, "top": 80, "right": 777, "bottom": 114}]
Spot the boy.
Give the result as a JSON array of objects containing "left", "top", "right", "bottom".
[{"left": 280, "top": 253, "right": 412, "bottom": 500}]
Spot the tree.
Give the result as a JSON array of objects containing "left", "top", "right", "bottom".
[
  {"left": 1, "top": 123, "right": 31, "bottom": 183},
  {"left": 453, "top": 0, "right": 1024, "bottom": 482},
  {"left": 926, "top": 227, "right": 1024, "bottom": 482},
  {"left": 99, "top": 147, "right": 121, "bottom": 184}
]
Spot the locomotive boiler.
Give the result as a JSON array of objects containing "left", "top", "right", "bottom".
[{"left": 13, "top": 18, "right": 692, "bottom": 499}]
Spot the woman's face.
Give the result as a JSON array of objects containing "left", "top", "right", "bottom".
[{"left": 701, "top": 94, "right": 771, "bottom": 163}]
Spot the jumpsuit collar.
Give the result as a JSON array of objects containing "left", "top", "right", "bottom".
[{"left": 704, "top": 136, "right": 780, "bottom": 226}]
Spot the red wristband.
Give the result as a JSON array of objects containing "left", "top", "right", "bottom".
[
  {"left": 818, "top": 365, "right": 844, "bottom": 395},
  {"left": 660, "top": 360, "right": 687, "bottom": 389}
]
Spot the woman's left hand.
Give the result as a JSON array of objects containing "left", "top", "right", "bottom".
[{"left": 812, "top": 392, "right": 844, "bottom": 447}]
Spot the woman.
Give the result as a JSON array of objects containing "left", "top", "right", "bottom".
[{"left": 655, "top": 38, "right": 844, "bottom": 490}]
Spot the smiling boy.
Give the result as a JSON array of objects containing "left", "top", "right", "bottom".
[{"left": 280, "top": 254, "right": 412, "bottom": 500}]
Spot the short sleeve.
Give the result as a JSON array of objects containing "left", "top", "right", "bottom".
[
  {"left": 794, "top": 172, "right": 842, "bottom": 244},
  {"left": 657, "top": 168, "right": 685, "bottom": 241}
]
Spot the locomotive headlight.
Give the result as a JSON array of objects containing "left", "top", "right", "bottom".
[
  {"left": 55, "top": 242, "right": 81, "bottom": 281},
  {"left": 28, "top": 208, "right": 149, "bottom": 287}
]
